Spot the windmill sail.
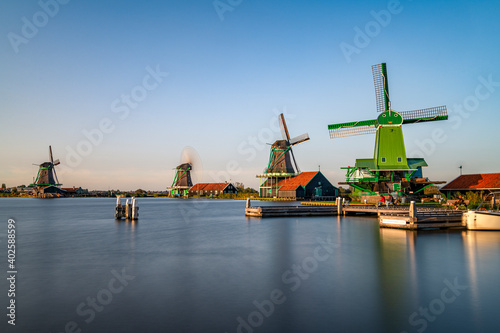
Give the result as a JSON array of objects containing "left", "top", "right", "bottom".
[
  {"left": 290, "top": 133, "right": 310, "bottom": 145},
  {"left": 400, "top": 106, "right": 448, "bottom": 124},
  {"left": 372, "top": 63, "right": 390, "bottom": 112},
  {"left": 328, "top": 119, "right": 377, "bottom": 138},
  {"left": 278, "top": 113, "right": 291, "bottom": 141}
]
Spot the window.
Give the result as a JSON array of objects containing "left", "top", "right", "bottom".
[
  {"left": 397, "top": 157, "right": 402, "bottom": 163},
  {"left": 381, "top": 157, "right": 386, "bottom": 163}
]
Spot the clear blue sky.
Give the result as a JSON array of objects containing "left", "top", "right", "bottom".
[{"left": 1, "top": 0, "right": 499, "bottom": 190}]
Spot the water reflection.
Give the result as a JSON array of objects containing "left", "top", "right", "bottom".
[
  {"left": 377, "top": 228, "right": 418, "bottom": 331},
  {"left": 462, "top": 230, "right": 500, "bottom": 330}
]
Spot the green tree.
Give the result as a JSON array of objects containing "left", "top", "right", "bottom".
[
  {"left": 1, "top": 183, "right": 5, "bottom": 189},
  {"left": 234, "top": 182, "right": 245, "bottom": 192},
  {"left": 135, "top": 189, "right": 147, "bottom": 197}
]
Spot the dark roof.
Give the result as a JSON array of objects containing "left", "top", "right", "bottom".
[{"left": 441, "top": 173, "right": 500, "bottom": 191}]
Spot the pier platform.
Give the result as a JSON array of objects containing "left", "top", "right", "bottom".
[
  {"left": 378, "top": 209, "right": 464, "bottom": 230},
  {"left": 245, "top": 205, "right": 338, "bottom": 217},
  {"left": 247, "top": 199, "right": 465, "bottom": 229}
]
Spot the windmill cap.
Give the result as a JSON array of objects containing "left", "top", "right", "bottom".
[{"left": 377, "top": 110, "right": 403, "bottom": 126}]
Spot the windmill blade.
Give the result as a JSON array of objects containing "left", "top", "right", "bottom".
[
  {"left": 329, "top": 125, "right": 377, "bottom": 138},
  {"left": 290, "top": 133, "right": 310, "bottom": 146},
  {"left": 180, "top": 146, "right": 199, "bottom": 165},
  {"left": 328, "top": 119, "right": 377, "bottom": 138},
  {"left": 289, "top": 147, "right": 300, "bottom": 174},
  {"left": 53, "top": 168, "right": 60, "bottom": 186},
  {"left": 278, "top": 113, "right": 291, "bottom": 141},
  {"left": 53, "top": 159, "right": 60, "bottom": 166},
  {"left": 372, "top": 63, "right": 390, "bottom": 112},
  {"left": 49, "top": 145, "right": 54, "bottom": 163},
  {"left": 180, "top": 146, "right": 203, "bottom": 184},
  {"left": 400, "top": 106, "right": 448, "bottom": 124}
]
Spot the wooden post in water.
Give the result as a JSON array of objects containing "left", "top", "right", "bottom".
[
  {"left": 336, "top": 197, "right": 343, "bottom": 215},
  {"left": 246, "top": 198, "right": 251, "bottom": 208},
  {"left": 131, "top": 197, "right": 139, "bottom": 220},
  {"left": 409, "top": 201, "right": 416, "bottom": 218},
  {"left": 125, "top": 199, "right": 132, "bottom": 219},
  {"left": 408, "top": 201, "right": 417, "bottom": 226},
  {"left": 115, "top": 197, "right": 125, "bottom": 219}
]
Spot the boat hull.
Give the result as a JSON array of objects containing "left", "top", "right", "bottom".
[{"left": 464, "top": 211, "right": 500, "bottom": 230}]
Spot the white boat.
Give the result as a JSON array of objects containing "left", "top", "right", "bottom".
[{"left": 463, "top": 192, "right": 500, "bottom": 231}]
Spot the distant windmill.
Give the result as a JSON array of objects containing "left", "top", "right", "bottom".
[
  {"left": 32, "top": 146, "right": 62, "bottom": 187},
  {"left": 265, "top": 113, "right": 310, "bottom": 174},
  {"left": 257, "top": 113, "right": 310, "bottom": 197},
  {"left": 168, "top": 147, "right": 203, "bottom": 197},
  {"left": 172, "top": 163, "right": 193, "bottom": 188},
  {"left": 328, "top": 63, "right": 448, "bottom": 195}
]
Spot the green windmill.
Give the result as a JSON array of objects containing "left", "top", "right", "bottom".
[{"left": 328, "top": 63, "right": 448, "bottom": 196}]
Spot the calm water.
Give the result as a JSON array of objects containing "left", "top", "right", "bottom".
[{"left": 0, "top": 198, "right": 499, "bottom": 333}]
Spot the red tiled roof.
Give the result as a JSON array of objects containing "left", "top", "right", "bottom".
[
  {"left": 203, "top": 183, "right": 230, "bottom": 191},
  {"left": 190, "top": 183, "right": 208, "bottom": 191},
  {"left": 279, "top": 184, "right": 304, "bottom": 191},
  {"left": 276, "top": 172, "right": 318, "bottom": 189},
  {"left": 190, "top": 183, "right": 231, "bottom": 191},
  {"left": 441, "top": 173, "right": 500, "bottom": 190}
]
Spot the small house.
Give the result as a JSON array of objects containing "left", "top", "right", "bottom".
[{"left": 188, "top": 182, "right": 238, "bottom": 197}]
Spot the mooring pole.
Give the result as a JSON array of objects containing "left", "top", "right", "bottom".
[
  {"left": 336, "top": 197, "right": 343, "bottom": 215},
  {"left": 125, "top": 199, "right": 131, "bottom": 219},
  {"left": 409, "top": 201, "right": 416, "bottom": 218},
  {"left": 131, "top": 197, "right": 139, "bottom": 220},
  {"left": 115, "top": 197, "right": 123, "bottom": 219}
]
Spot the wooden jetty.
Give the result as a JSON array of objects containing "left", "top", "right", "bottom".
[
  {"left": 377, "top": 202, "right": 464, "bottom": 230},
  {"left": 248, "top": 199, "right": 465, "bottom": 229},
  {"left": 245, "top": 206, "right": 338, "bottom": 217},
  {"left": 244, "top": 198, "right": 337, "bottom": 217}
]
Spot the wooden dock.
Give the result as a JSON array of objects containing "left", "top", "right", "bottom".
[
  {"left": 339, "top": 202, "right": 464, "bottom": 229},
  {"left": 247, "top": 199, "right": 465, "bottom": 229},
  {"left": 245, "top": 205, "right": 338, "bottom": 217},
  {"left": 244, "top": 198, "right": 338, "bottom": 217},
  {"left": 377, "top": 204, "right": 464, "bottom": 230}
]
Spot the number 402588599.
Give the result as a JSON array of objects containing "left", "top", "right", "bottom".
[{"left": 7, "top": 219, "right": 16, "bottom": 269}]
